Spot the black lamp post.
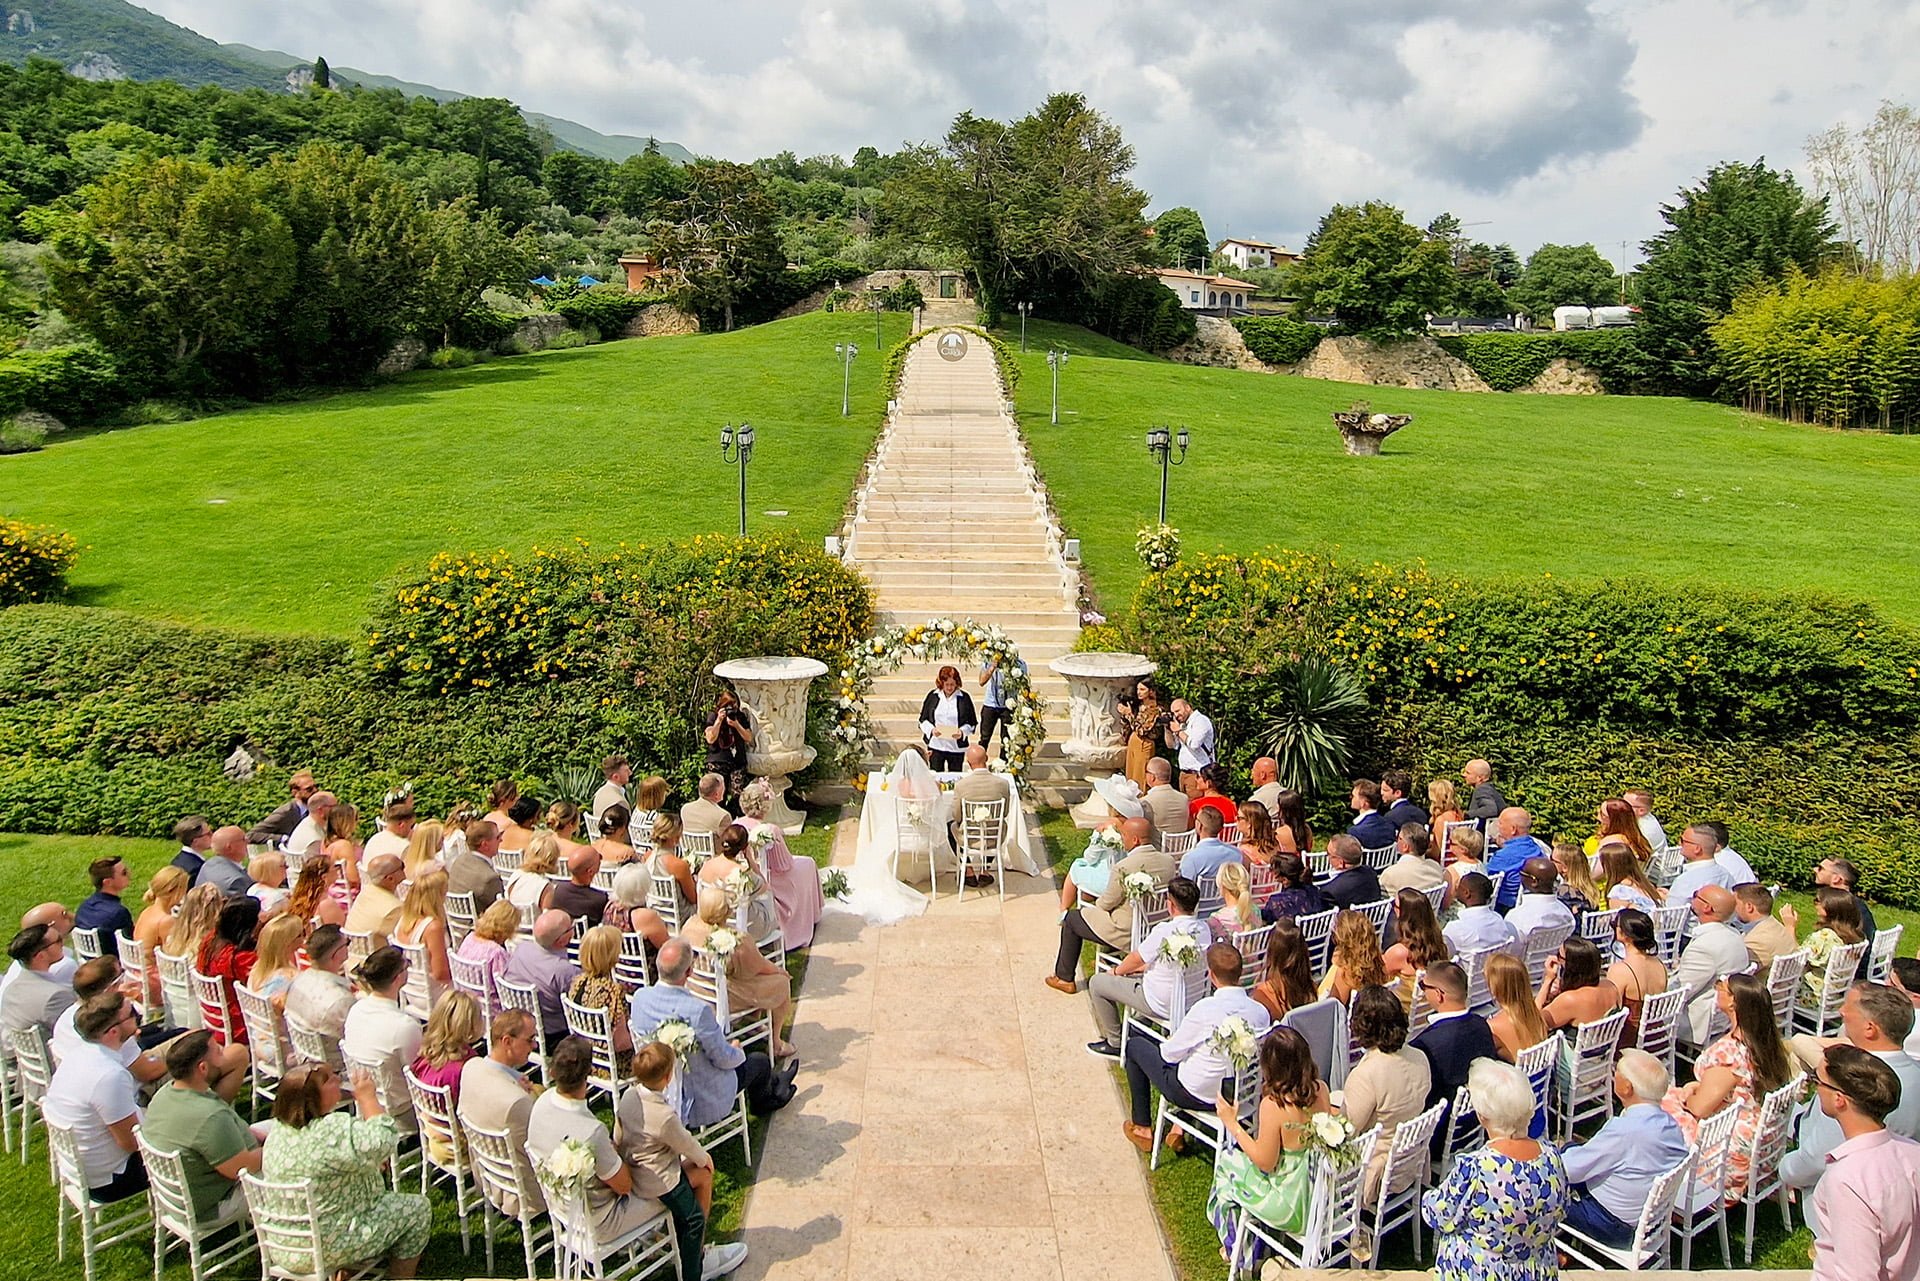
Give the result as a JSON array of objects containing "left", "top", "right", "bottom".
[
  {"left": 719, "top": 422, "right": 755, "bottom": 536},
  {"left": 1145, "top": 424, "right": 1190, "bottom": 524},
  {"left": 1017, "top": 301, "right": 1032, "bottom": 352}
]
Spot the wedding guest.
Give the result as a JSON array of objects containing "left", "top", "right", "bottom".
[
  {"left": 627, "top": 941, "right": 797, "bottom": 1124},
  {"left": 698, "top": 825, "right": 778, "bottom": 943},
  {"left": 505, "top": 833, "right": 560, "bottom": 913},
  {"left": 1427, "top": 778, "right": 1465, "bottom": 856},
  {"left": 680, "top": 775, "right": 732, "bottom": 838},
  {"left": 1207, "top": 1026, "right": 1330, "bottom": 1265},
  {"left": 286, "top": 855, "right": 346, "bottom": 929},
  {"left": 616, "top": 1043, "right": 746, "bottom": 1281},
  {"left": 605, "top": 863, "right": 669, "bottom": 947},
  {"left": 1486, "top": 808, "right": 1546, "bottom": 911},
  {"left": 165, "top": 885, "right": 225, "bottom": 976},
  {"left": 363, "top": 797, "right": 414, "bottom": 866},
  {"left": 1179, "top": 806, "right": 1243, "bottom": 880},
  {"left": 1320, "top": 910, "right": 1387, "bottom": 1006},
  {"left": 409, "top": 990, "right": 482, "bottom": 1100},
  {"left": 1235, "top": 801, "right": 1282, "bottom": 867},
  {"left": 1380, "top": 825, "right": 1444, "bottom": 896},
  {"left": 527, "top": 1039, "right": 662, "bottom": 1248},
  {"left": 247, "top": 770, "right": 317, "bottom": 847},
  {"left": 141, "top": 1031, "right": 262, "bottom": 1225},
  {"left": 455, "top": 899, "right": 521, "bottom": 990},
  {"left": 1486, "top": 952, "right": 1553, "bottom": 1063},
  {"left": 1582, "top": 798, "right": 1653, "bottom": 863},
  {"left": 593, "top": 805, "right": 640, "bottom": 867},
  {"left": 1258, "top": 854, "right": 1325, "bottom": 924},
  {"left": 1604, "top": 908, "right": 1669, "bottom": 1043},
  {"left": 247, "top": 851, "right": 290, "bottom": 916},
  {"left": 1248, "top": 920, "right": 1316, "bottom": 1021},
  {"left": 1705, "top": 821, "right": 1759, "bottom": 886},
  {"left": 342, "top": 947, "right": 424, "bottom": 1129},
  {"left": 1738, "top": 884, "right": 1797, "bottom": 970},
  {"left": 1165, "top": 698, "right": 1216, "bottom": 797},
  {"left": 1669, "top": 824, "right": 1740, "bottom": 904},
  {"left": 1537, "top": 936, "right": 1623, "bottom": 1031},
  {"left": 320, "top": 801, "right": 360, "bottom": 897},
  {"left": 43, "top": 993, "right": 149, "bottom": 1203},
  {"left": 706, "top": 689, "right": 756, "bottom": 796},
  {"left": 1244, "top": 755, "right": 1282, "bottom": 813},
  {"left": 566, "top": 925, "right": 635, "bottom": 1075},
  {"left": 393, "top": 869, "right": 452, "bottom": 1007},
  {"left": 1186, "top": 764, "right": 1237, "bottom": 826},
  {"left": 1552, "top": 840, "right": 1606, "bottom": 913},
  {"left": 196, "top": 825, "right": 255, "bottom": 898},
  {"left": 741, "top": 778, "right": 822, "bottom": 950},
  {"left": 1121, "top": 942, "right": 1272, "bottom": 1155},
  {"left": 75, "top": 856, "right": 136, "bottom": 947},
  {"left": 1141, "top": 757, "right": 1191, "bottom": 839},
  {"left": 1422, "top": 1058, "right": 1568, "bottom": 1280},
  {"left": 250, "top": 913, "right": 304, "bottom": 1007},
  {"left": 1343, "top": 984, "right": 1433, "bottom": 1202},
  {"left": 1461, "top": 759, "right": 1506, "bottom": 821},
  {"left": 593, "top": 754, "right": 632, "bottom": 827},
  {"left": 1783, "top": 887, "right": 1871, "bottom": 999},
  {"left": 504, "top": 910, "right": 581, "bottom": 1051},
  {"left": 1412, "top": 961, "right": 1499, "bottom": 1110},
  {"left": 1382, "top": 889, "right": 1448, "bottom": 1007},
  {"left": 1660, "top": 972, "right": 1792, "bottom": 1200},
  {"left": 446, "top": 819, "right": 505, "bottom": 913},
  {"left": 3, "top": 922, "right": 75, "bottom": 1039},
  {"left": 261, "top": 1063, "right": 430, "bottom": 1279},
  {"left": 1121, "top": 678, "right": 1169, "bottom": 791},
  {"left": 1506, "top": 857, "right": 1575, "bottom": 941},
  {"left": 1806, "top": 1045, "right": 1920, "bottom": 1277},
  {"left": 1380, "top": 769, "right": 1428, "bottom": 831},
  {"left": 498, "top": 795, "right": 541, "bottom": 854},
  {"left": 55, "top": 958, "right": 168, "bottom": 1086},
  {"left": 1598, "top": 841, "right": 1662, "bottom": 914},
  {"left": 1347, "top": 778, "right": 1396, "bottom": 851},
  {"left": 134, "top": 868, "right": 191, "bottom": 981},
  {"left": 286, "top": 925, "right": 354, "bottom": 1041},
  {"left": 1783, "top": 982, "right": 1920, "bottom": 1206},
  {"left": 1208, "top": 862, "right": 1260, "bottom": 941},
  {"left": 1085, "top": 877, "right": 1210, "bottom": 1059},
  {"left": 400, "top": 819, "right": 444, "bottom": 882},
  {"left": 1561, "top": 1049, "right": 1688, "bottom": 1248},
  {"left": 1443, "top": 827, "right": 1488, "bottom": 900},
  {"left": 173, "top": 816, "right": 213, "bottom": 879},
  {"left": 345, "top": 853, "right": 406, "bottom": 950},
  {"left": 1815, "top": 857, "right": 1878, "bottom": 948},
  {"left": 1889, "top": 959, "right": 1920, "bottom": 1060},
  {"left": 627, "top": 776, "right": 671, "bottom": 847},
  {"left": 457, "top": 1010, "right": 543, "bottom": 1215},
  {"left": 1318, "top": 836, "right": 1382, "bottom": 911},
  {"left": 548, "top": 800, "right": 595, "bottom": 867},
  {"left": 196, "top": 897, "right": 262, "bottom": 1043},
  {"left": 1623, "top": 789, "right": 1671, "bottom": 858},
  {"left": 550, "top": 846, "right": 609, "bottom": 927},
  {"left": 1443, "top": 872, "right": 1517, "bottom": 958},
  {"left": 1049, "top": 818, "right": 1173, "bottom": 995},
  {"left": 482, "top": 778, "right": 520, "bottom": 831}
]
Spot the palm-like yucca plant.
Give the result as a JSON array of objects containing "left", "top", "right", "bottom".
[
  {"left": 1259, "top": 657, "right": 1369, "bottom": 796},
  {"left": 547, "top": 764, "right": 604, "bottom": 811}
]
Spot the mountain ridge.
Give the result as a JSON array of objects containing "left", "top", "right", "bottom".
[{"left": 0, "top": 0, "right": 695, "bottom": 162}]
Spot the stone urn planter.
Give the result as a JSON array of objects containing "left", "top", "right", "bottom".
[
  {"left": 712, "top": 656, "right": 829, "bottom": 833},
  {"left": 1332, "top": 401, "right": 1412, "bottom": 456},
  {"left": 1049, "top": 652, "right": 1158, "bottom": 828}
]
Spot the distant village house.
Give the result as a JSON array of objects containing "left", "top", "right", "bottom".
[
  {"left": 1215, "top": 237, "right": 1300, "bottom": 271},
  {"left": 1153, "top": 266, "right": 1260, "bottom": 313}
]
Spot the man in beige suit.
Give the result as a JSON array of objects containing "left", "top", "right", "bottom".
[
  {"left": 1046, "top": 817, "right": 1176, "bottom": 993},
  {"left": 1141, "top": 757, "right": 1190, "bottom": 839},
  {"left": 679, "top": 774, "right": 733, "bottom": 837},
  {"left": 457, "top": 1009, "right": 545, "bottom": 1215},
  {"left": 951, "top": 745, "right": 1012, "bottom": 887},
  {"left": 344, "top": 853, "right": 405, "bottom": 949}
]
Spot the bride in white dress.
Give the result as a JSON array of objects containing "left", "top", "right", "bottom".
[{"left": 840, "top": 748, "right": 945, "bottom": 925}]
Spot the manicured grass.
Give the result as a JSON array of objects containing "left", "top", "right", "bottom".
[
  {"left": 1005, "top": 332, "right": 1920, "bottom": 622},
  {"left": 0, "top": 310, "right": 911, "bottom": 635}
]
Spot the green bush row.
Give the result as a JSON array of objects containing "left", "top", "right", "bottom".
[
  {"left": 1087, "top": 274, "right": 1197, "bottom": 352},
  {"left": 548, "top": 288, "right": 661, "bottom": 333},
  {"left": 1432, "top": 329, "right": 1655, "bottom": 393},
  {"left": 0, "top": 344, "right": 129, "bottom": 422},
  {"left": 1713, "top": 270, "right": 1920, "bottom": 431},
  {"left": 1231, "top": 315, "right": 1325, "bottom": 365}
]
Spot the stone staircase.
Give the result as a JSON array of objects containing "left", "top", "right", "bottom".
[{"left": 844, "top": 329, "right": 1087, "bottom": 805}]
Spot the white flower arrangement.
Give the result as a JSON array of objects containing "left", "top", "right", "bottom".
[
  {"left": 706, "top": 927, "right": 740, "bottom": 961},
  {"left": 1086, "top": 826, "right": 1124, "bottom": 858},
  {"left": 1158, "top": 929, "right": 1202, "bottom": 968},
  {"left": 1135, "top": 523, "right": 1181, "bottom": 572},
  {"left": 747, "top": 825, "right": 776, "bottom": 852},
  {"left": 651, "top": 1018, "right": 698, "bottom": 1063},
  {"left": 820, "top": 867, "right": 850, "bottom": 901},
  {"left": 1305, "top": 1111, "right": 1364, "bottom": 1167},
  {"left": 535, "top": 1136, "right": 599, "bottom": 1202},
  {"left": 1208, "top": 1015, "right": 1261, "bottom": 1071},
  {"left": 1123, "top": 871, "right": 1156, "bottom": 900},
  {"left": 720, "top": 865, "right": 754, "bottom": 906}
]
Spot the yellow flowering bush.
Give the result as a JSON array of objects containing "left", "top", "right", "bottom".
[{"left": 0, "top": 517, "right": 79, "bottom": 605}]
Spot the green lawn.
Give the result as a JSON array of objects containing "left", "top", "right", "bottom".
[
  {"left": 0, "top": 310, "right": 910, "bottom": 635},
  {"left": 0, "top": 818, "right": 837, "bottom": 1280},
  {"left": 1003, "top": 333, "right": 1920, "bottom": 622}
]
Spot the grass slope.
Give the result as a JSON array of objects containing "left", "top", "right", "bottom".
[
  {"left": 1005, "top": 333, "right": 1920, "bottom": 622},
  {"left": 0, "top": 311, "right": 909, "bottom": 634}
]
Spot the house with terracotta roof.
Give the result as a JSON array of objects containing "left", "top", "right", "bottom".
[
  {"left": 1215, "top": 237, "right": 1300, "bottom": 271},
  {"left": 1153, "top": 266, "right": 1260, "bottom": 313}
]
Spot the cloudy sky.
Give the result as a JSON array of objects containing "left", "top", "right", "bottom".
[{"left": 143, "top": 0, "right": 1915, "bottom": 267}]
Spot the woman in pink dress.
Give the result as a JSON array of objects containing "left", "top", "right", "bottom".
[
  {"left": 1659, "top": 972, "right": 1794, "bottom": 1201},
  {"left": 740, "top": 779, "right": 822, "bottom": 950}
]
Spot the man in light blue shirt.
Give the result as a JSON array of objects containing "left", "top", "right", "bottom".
[
  {"left": 627, "top": 940, "right": 796, "bottom": 1127},
  {"left": 1669, "top": 824, "right": 1740, "bottom": 913},
  {"left": 1562, "top": 1049, "right": 1691, "bottom": 1246},
  {"left": 1178, "top": 808, "right": 1243, "bottom": 880}
]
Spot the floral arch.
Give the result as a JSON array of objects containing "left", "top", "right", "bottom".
[{"left": 828, "top": 617, "right": 1047, "bottom": 787}]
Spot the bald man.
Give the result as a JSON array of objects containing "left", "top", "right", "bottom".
[
  {"left": 344, "top": 853, "right": 405, "bottom": 949},
  {"left": 1048, "top": 818, "right": 1173, "bottom": 994},
  {"left": 1673, "top": 886, "right": 1749, "bottom": 1044},
  {"left": 1463, "top": 759, "right": 1506, "bottom": 821},
  {"left": 195, "top": 826, "right": 256, "bottom": 898},
  {"left": 1141, "top": 757, "right": 1190, "bottom": 839},
  {"left": 1246, "top": 757, "right": 1282, "bottom": 814},
  {"left": 283, "top": 791, "right": 336, "bottom": 861},
  {"left": 506, "top": 909, "right": 582, "bottom": 1049}
]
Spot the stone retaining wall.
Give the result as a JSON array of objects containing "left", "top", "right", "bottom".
[{"left": 1165, "top": 318, "right": 1603, "bottom": 394}]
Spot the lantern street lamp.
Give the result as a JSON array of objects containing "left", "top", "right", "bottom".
[
  {"left": 719, "top": 422, "right": 756, "bottom": 537},
  {"left": 1046, "top": 349, "right": 1070, "bottom": 425},
  {"left": 870, "top": 287, "right": 885, "bottom": 349},
  {"left": 1017, "top": 300, "right": 1032, "bottom": 352},
  {"left": 1145, "top": 424, "right": 1190, "bottom": 525},
  {"left": 834, "top": 342, "right": 859, "bottom": 417}
]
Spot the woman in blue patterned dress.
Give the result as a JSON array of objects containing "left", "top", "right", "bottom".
[{"left": 1422, "top": 1058, "right": 1568, "bottom": 1281}]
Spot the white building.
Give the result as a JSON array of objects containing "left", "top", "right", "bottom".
[
  {"left": 1215, "top": 237, "right": 1299, "bottom": 271},
  {"left": 1154, "top": 267, "right": 1260, "bottom": 312}
]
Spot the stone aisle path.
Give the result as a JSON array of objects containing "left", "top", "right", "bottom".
[{"left": 735, "top": 332, "right": 1171, "bottom": 1281}]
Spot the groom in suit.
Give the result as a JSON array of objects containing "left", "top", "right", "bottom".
[{"left": 1411, "top": 961, "right": 1498, "bottom": 1111}]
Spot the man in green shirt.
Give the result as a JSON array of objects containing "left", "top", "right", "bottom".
[{"left": 139, "top": 1030, "right": 262, "bottom": 1221}]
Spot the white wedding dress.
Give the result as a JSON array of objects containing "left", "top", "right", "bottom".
[{"left": 838, "top": 749, "right": 943, "bottom": 925}]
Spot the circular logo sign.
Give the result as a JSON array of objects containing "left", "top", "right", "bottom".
[{"left": 936, "top": 332, "right": 968, "bottom": 362}]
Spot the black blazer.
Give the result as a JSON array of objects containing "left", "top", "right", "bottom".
[
  {"left": 1319, "top": 865, "right": 1381, "bottom": 911},
  {"left": 918, "top": 689, "right": 978, "bottom": 749},
  {"left": 1384, "top": 799, "right": 1429, "bottom": 831},
  {"left": 1412, "top": 1012, "right": 1499, "bottom": 1109}
]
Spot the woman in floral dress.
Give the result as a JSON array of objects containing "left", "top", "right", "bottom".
[
  {"left": 1119, "top": 678, "right": 1168, "bottom": 791},
  {"left": 1423, "top": 1058, "right": 1568, "bottom": 1280},
  {"left": 261, "top": 1062, "right": 432, "bottom": 1278},
  {"left": 1782, "top": 886, "right": 1868, "bottom": 1000},
  {"left": 1659, "top": 972, "right": 1793, "bottom": 1200}
]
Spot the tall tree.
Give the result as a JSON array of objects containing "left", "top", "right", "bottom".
[
  {"left": 1291, "top": 201, "right": 1454, "bottom": 331},
  {"left": 650, "top": 160, "right": 785, "bottom": 331},
  {"left": 311, "top": 56, "right": 331, "bottom": 90},
  {"left": 1806, "top": 101, "right": 1920, "bottom": 277},
  {"left": 413, "top": 200, "right": 534, "bottom": 346},
  {"left": 613, "top": 147, "right": 687, "bottom": 220},
  {"left": 1152, "top": 206, "right": 1209, "bottom": 269},
  {"left": 1636, "top": 159, "right": 1841, "bottom": 393},
  {"left": 1509, "top": 243, "right": 1621, "bottom": 320},
  {"left": 541, "top": 150, "right": 613, "bottom": 217},
  {"left": 887, "top": 92, "right": 1152, "bottom": 319}
]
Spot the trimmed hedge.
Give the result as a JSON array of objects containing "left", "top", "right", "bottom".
[
  {"left": 548, "top": 288, "right": 660, "bottom": 333},
  {"left": 1432, "top": 329, "right": 1655, "bottom": 393},
  {"left": 0, "top": 518, "right": 78, "bottom": 605},
  {"left": 0, "top": 344, "right": 129, "bottom": 422},
  {"left": 1231, "top": 315, "right": 1325, "bottom": 366},
  {"left": 1105, "top": 549, "right": 1920, "bottom": 907}
]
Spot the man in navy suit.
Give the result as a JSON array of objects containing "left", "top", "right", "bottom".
[
  {"left": 1381, "top": 769, "right": 1428, "bottom": 831},
  {"left": 1411, "top": 960, "right": 1498, "bottom": 1110},
  {"left": 1347, "top": 780, "right": 1397, "bottom": 852},
  {"left": 1318, "top": 836, "right": 1382, "bottom": 911}
]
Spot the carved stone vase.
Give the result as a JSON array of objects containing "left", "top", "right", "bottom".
[{"left": 712, "top": 656, "right": 829, "bottom": 834}]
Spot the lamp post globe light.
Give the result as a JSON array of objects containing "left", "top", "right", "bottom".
[
  {"left": 870, "top": 286, "right": 885, "bottom": 349},
  {"left": 719, "top": 422, "right": 755, "bottom": 537},
  {"left": 1046, "top": 349, "right": 1069, "bottom": 425},
  {"left": 834, "top": 342, "right": 859, "bottom": 417},
  {"left": 1145, "top": 424, "right": 1190, "bottom": 525},
  {"left": 1017, "top": 300, "right": 1032, "bottom": 352}
]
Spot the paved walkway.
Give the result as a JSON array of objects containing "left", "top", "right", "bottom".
[{"left": 736, "top": 330, "right": 1168, "bottom": 1281}]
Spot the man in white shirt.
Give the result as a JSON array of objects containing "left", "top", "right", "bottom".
[
  {"left": 1780, "top": 981, "right": 1920, "bottom": 1216},
  {"left": 282, "top": 790, "right": 336, "bottom": 860},
  {"left": 1669, "top": 823, "right": 1740, "bottom": 907},
  {"left": 0, "top": 902, "right": 76, "bottom": 1009},
  {"left": 1506, "top": 858, "right": 1576, "bottom": 941},
  {"left": 593, "top": 755, "right": 632, "bottom": 828},
  {"left": 1120, "top": 941, "right": 1272, "bottom": 1153},
  {"left": 1672, "top": 886, "right": 1751, "bottom": 1044},
  {"left": 52, "top": 957, "right": 169, "bottom": 1086},
  {"left": 1244, "top": 757, "right": 1282, "bottom": 814},
  {"left": 362, "top": 797, "right": 415, "bottom": 864},
  {"left": 1165, "top": 699, "right": 1216, "bottom": 797},
  {"left": 1700, "top": 820, "right": 1758, "bottom": 886},
  {"left": 1442, "top": 872, "right": 1519, "bottom": 959},
  {"left": 43, "top": 992, "right": 147, "bottom": 1202},
  {"left": 1086, "top": 877, "right": 1212, "bottom": 1057},
  {"left": 2, "top": 920, "right": 77, "bottom": 1039},
  {"left": 1623, "top": 790, "right": 1668, "bottom": 858}
]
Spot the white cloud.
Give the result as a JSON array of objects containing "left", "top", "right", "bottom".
[{"left": 138, "top": 0, "right": 1919, "bottom": 258}]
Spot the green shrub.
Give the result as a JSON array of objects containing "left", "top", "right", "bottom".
[
  {"left": 0, "top": 344, "right": 129, "bottom": 422},
  {"left": 546, "top": 329, "right": 592, "bottom": 350},
  {"left": 450, "top": 308, "right": 520, "bottom": 350},
  {"left": 426, "top": 346, "right": 479, "bottom": 370},
  {"left": 115, "top": 399, "right": 191, "bottom": 426},
  {"left": 1433, "top": 329, "right": 1653, "bottom": 393},
  {"left": 1713, "top": 270, "right": 1920, "bottom": 431},
  {"left": 0, "top": 414, "right": 46, "bottom": 453},
  {"left": 0, "top": 518, "right": 78, "bottom": 603},
  {"left": 1086, "top": 273, "right": 1196, "bottom": 352},
  {"left": 1231, "top": 315, "right": 1325, "bottom": 365},
  {"left": 884, "top": 278, "right": 924, "bottom": 311},
  {"left": 549, "top": 288, "right": 655, "bottom": 333}
]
